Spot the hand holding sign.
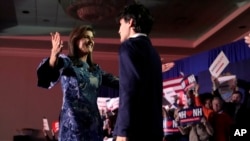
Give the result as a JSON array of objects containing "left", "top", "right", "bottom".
[
  {"left": 43, "top": 117, "right": 50, "bottom": 131},
  {"left": 52, "top": 121, "right": 59, "bottom": 133},
  {"left": 106, "top": 97, "right": 119, "bottom": 111}
]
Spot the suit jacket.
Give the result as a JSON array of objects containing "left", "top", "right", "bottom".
[{"left": 113, "top": 35, "right": 163, "bottom": 141}]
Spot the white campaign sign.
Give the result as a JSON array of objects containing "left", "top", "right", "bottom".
[
  {"left": 43, "top": 118, "right": 50, "bottom": 131},
  {"left": 209, "top": 51, "right": 229, "bottom": 78},
  {"left": 163, "top": 87, "right": 177, "bottom": 105},
  {"left": 106, "top": 97, "right": 119, "bottom": 111}
]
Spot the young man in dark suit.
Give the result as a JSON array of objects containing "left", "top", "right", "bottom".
[{"left": 113, "top": 3, "right": 163, "bottom": 141}]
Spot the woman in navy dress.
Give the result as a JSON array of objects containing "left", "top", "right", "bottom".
[{"left": 37, "top": 25, "right": 119, "bottom": 141}]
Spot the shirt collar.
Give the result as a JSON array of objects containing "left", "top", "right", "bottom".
[{"left": 129, "top": 33, "right": 147, "bottom": 38}]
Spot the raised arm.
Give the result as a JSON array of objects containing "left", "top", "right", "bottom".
[
  {"left": 193, "top": 84, "right": 202, "bottom": 106},
  {"left": 37, "top": 32, "right": 66, "bottom": 89}
]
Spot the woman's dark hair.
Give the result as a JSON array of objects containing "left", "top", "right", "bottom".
[
  {"left": 199, "top": 92, "right": 213, "bottom": 105},
  {"left": 116, "top": 3, "right": 154, "bottom": 35},
  {"left": 68, "top": 25, "right": 96, "bottom": 71}
]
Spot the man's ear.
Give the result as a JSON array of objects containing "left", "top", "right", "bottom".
[{"left": 128, "top": 18, "right": 134, "bottom": 27}]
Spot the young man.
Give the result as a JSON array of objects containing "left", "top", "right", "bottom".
[{"left": 113, "top": 3, "right": 163, "bottom": 141}]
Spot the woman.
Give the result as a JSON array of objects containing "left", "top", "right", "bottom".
[
  {"left": 37, "top": 25, "right": 119, "bottom": 141},
  {"left": 177, "top": 117, "right": 213, "bottom": 141}
]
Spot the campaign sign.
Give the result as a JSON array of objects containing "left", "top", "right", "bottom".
[
  {"left": 97, "top": 97, "right": 111, "bottom": 111},
  {"left": 52, "top": 121, "right": 59, "bottom": 133},
  {"left": 43, "top": 117, "right": 50, "bottom": 131},
  {"left": 181, "top": 74, "right": 196, "bottom": 91},
  {"left": 209, "top": 51, "right": 229, "bottom": 78},
  {"left": 163, "top": 76, "right": 187, "bottom": 107},
  {"left": 217, "top": 75, "right": 237, "bottom": 102},
  {"left": 106, "top": 97, "right": 119, "bottom": 111},
  {"left": 163, "top": 118, "right": 179, "bottom": 135},
  {"left": 178, "top": 106, "right": 203, "bottom": 126},
  {"left": 163, "top": 87, "right": 177, "bottom": 105}
]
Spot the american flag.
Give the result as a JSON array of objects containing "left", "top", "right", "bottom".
[
  {"left": 163, "top": 76, "right": 184, "bottom": 94},
  {"left": 162, "top": 76, "right": 187, "bottom": 107}
]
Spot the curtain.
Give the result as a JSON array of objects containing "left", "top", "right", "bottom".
[{"left": 163, "top": 39, "right": 250, "bottom": 80}]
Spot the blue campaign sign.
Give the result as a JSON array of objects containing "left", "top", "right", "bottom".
[
  {"left": 178, "top": 106, "right": 203, "bottom": 126},
  {"left": 163, "top": 118, "right": 180, "bottom": 135}
]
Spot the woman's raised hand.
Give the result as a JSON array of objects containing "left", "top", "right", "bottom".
[
  {"left": 49, "top": 32, "right": 63, "bottom": 67},
  {"left": 50, "top": 32, "right": 63, "bottom": 57}
]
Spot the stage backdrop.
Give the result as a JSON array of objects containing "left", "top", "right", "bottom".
[{"left": 99, "top": 39, "right": 250, "bottom": 100}]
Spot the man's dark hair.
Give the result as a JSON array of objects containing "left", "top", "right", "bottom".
[{"left": 117, "top": 3, "right": 154, "bottom": 35}]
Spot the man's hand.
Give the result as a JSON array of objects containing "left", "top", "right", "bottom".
[{"left": 244, "top": 33, "right": 250, "bottom": 47}]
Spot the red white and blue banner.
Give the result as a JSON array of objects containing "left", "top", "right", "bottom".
[{"left": 163, "top": 76, "right": 187, "bottom": 108}]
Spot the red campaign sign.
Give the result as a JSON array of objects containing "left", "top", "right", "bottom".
[
  {"left": 52, "top": 121, "right": 59, "bottom": 133},
  {"left": 178, "top": 106, "right": 203, "bottom": 126}
]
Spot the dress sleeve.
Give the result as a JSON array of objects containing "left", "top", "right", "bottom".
[
  {"left": 36, "top": 54, "right": 70, "bottom": 89},
  {"left": 101, "top": 70, "right": 119, "bottom": 89}
]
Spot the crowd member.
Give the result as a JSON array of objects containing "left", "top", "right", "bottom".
[
  {"left": 162, "top": 108, "right": 186, "bottom": 141},
  {"left": 113, "top": 2, "right": 163, "bottom": 141},
  {"left": 177, "top": 117, "right": 213, "bottom": 141},
  {"left": 211, "top": 74, "right": 250, "bottom": 131},
  {"left": 103, "top": 109, "right": 118, "bottom": 140},
  {"left": 209, "top": 96, "right": 233, "bottom": 141},
  {"left": 36, "top": 25, "right": 119, "bottom": 141},
  {"left": 193, "top": 84, "right": 214, "bottom": 120},
  {"left": 177, "top": 89, "right": 212, "bottom": 141}
]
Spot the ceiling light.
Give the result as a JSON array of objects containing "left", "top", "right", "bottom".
[
  {"left": 22, "top": 10, "right": 30, "bottom": 14},
  {"left": 58, "top": 0, "right": 131, "bottom": 22}
]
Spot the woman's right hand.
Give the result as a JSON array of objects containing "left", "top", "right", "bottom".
[
  {"left": 49, "top": 32, "right": 63, "bottom": 67},
  {"left": 50, "top": 32, "right": 63, "bottom": 57}
]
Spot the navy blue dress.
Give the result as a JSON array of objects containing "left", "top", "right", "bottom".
[{"left": 37, "top": 54, "right": 118, "bottom": 141}]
